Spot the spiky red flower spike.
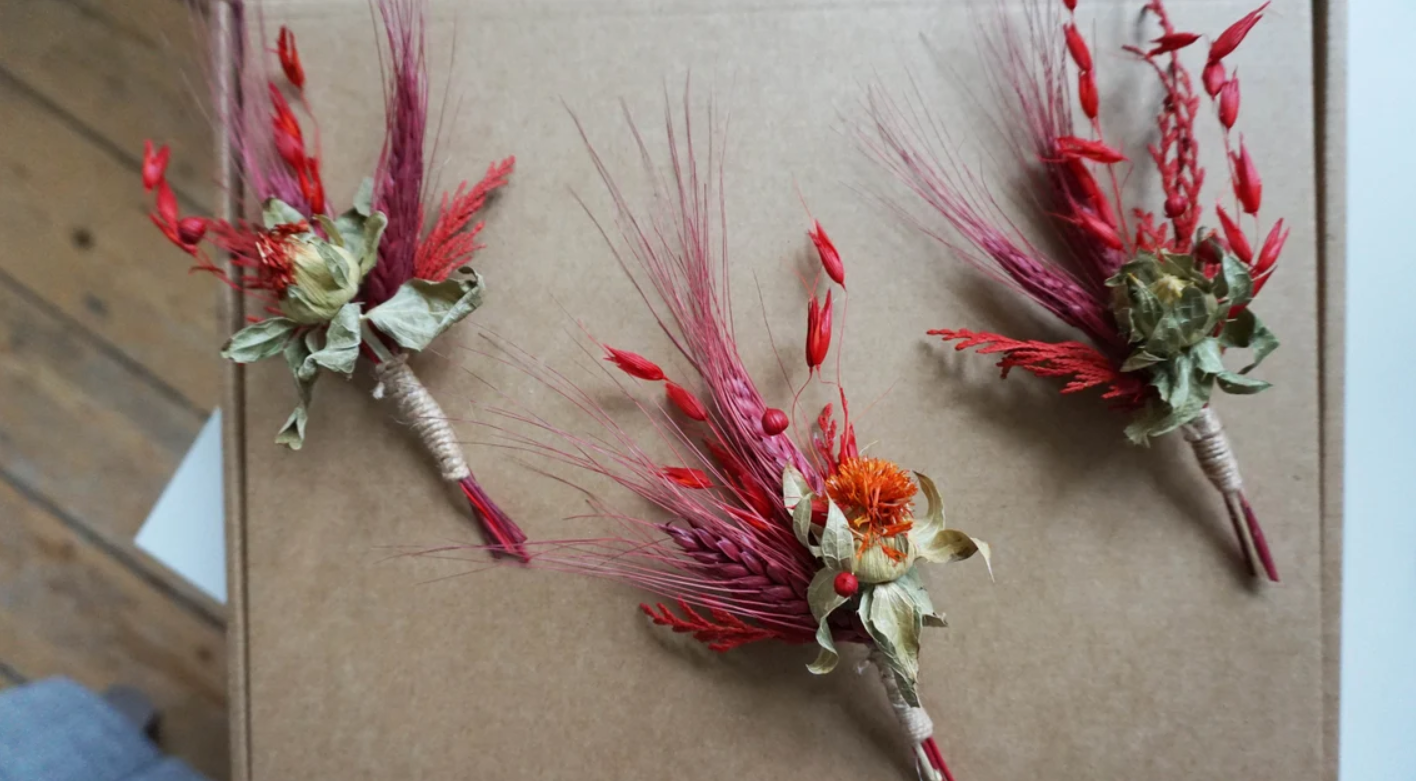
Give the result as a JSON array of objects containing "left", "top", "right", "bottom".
[
  {"left": 862, "top": 0, "right": 1284, "bottom": 582},
  {"left": 138, "top": 0, "right": 525, "bottom": 560},
  {"left": 451, "top": 96, "right": 990, "bottom": 781}
]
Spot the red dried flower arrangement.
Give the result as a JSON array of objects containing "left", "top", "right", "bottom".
[
  {"left": 861, "top": 0, "right": 1284, "bottom": 581},
  {"left": 454, "top": 100, "right": 990, "bottom": 780},
  {"left": 141, "top": 1, "right": 525, "bottom": 558}
]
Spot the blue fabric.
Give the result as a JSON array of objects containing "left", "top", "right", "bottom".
[{"left": 0, "top": 678, "right": 208, "bottom": 781}]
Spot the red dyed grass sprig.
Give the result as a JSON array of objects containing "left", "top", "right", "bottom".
[{"left": 414, "top": 157, "right": 516, "bottom": 281}]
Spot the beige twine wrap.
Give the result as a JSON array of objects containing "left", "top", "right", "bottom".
[
  {"left": 870, "top": 651, "right": 943, "bottom": 781},
  {"left": 1181, "top": 406, "right": 1257, "bottom": 566},
  {"left": 371, "top": 356, "right": 471, "bottom": 482}
]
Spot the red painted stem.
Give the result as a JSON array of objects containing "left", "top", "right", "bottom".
[
  {"left": 921, "top": 737, "right": 957, "bottom": 781},
  {"left": 1240, "top": 493, "right": 1279, "bottom": 582},
  {"left": 1223, "top": 499, "right": 1258, "bottom": 578},
  {"left": 458, "top": 476, "right": 529, "bottom": 562}
]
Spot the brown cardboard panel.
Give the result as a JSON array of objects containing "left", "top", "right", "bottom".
[
  {"left": 1315, "top": 1, "right": 1346, "bottom": 778},
  {"left": 223, "top": 1, "right": 1338, "bottom": 779}
]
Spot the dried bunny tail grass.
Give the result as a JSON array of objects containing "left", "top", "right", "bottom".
[
  {"left": 857, "top": 83, "right": 1120, "bottom": 351},
  {"left": 364, "top": 0, "right": 431, "bottom": 306},
  {"left": 567, "top": 89, "right": 820, "bottom": 507}
]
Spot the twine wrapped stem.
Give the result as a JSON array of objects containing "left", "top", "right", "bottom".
[
  {"left": 372, "top": 354, "right": 528, "bottom": 559},
  {"left": 1181, "top": 406, "right": 1278, "bottom": 582},
  {"left": 870, "top": 651, "right": 956, "bottom": 781}
]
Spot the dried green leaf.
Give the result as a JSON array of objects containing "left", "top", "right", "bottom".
[
  {"left": 1128, "top": 277, "right": 1163, "bottom": 337},
  {"left": 283, "top": 330, "right": 317, "bottom": 383},
  {"left": 262, "top": 198, "right": 306, "bottom": 229},
  {"left": 1221, "top": 307, "right": 1258, "bottom": 349},
  {"left": 782, "top": 465, "right": 811, "bottom": 511},
  {"left": 807, "top": 568, "right": 847, "bottom": 622},
  {"left": 916, "top": 527, "right": 987, "bottom": 567},
  {"left": 274, "top": 404, "right": 308, "bottom": 450},
  {"left": 1173, "top": 286, "right": 1213, "bottom": 341},
  {"left": 1220, "top": 255, "right": 1254, "bottom": 309},
  {"left": 807, "top": 621, "right": 840, "bottom": 675},
  {"left": 319, "top": 243, "right": 354, "bottom": 291},
  {"left": 820, "top": 501, "right": 855, "bottom": 574},
  {"left": 1240, "top": 314, "right": 1279, "bottom": 373},
  {"left": 356, "top": 211, "right": 387, "bottom": 276},
  {"left": 1153, "top": 395, "right": 1209, "bottom": 438},
  {"left": 792, "top": 496, "right": 817, "bottom": 553},
  {"left": 1124, "top": 404, "right": 1165, "bottom": 445},
  {"left": 862, "top": 581, "right": 923, "bottom": 707},
  {"left": 806, "top": 568, "right": 847, "bottom": 675},
  {"left": 313, "top": 215, "right": 342, "bottom": 247},
  {"left": 332, "top": 207, "right": 388, "bottom": 276},
  {"left": 309, "top": 303, "right": 362, "bottom": 375},
  {"left": 221, "top": 318, "right": 298, "bottom": 364},
  {"left": 1216, "top": 371, "right": 1272, "bottom": 394},
  {"left": 274, "top": 352, "right": 317, "bottom": 450},
  {"left": 1120, "top": 350, "right": 1164, "bottom": 373},
  {"left": 912, "top": 472, "right": 945, "bottom": 537},
  {"left": 365, "top": 274, "right": 486, "bottom": 352},
  {"left": 1162, "top": 354, "right": 1194, "bottom": 410},
  {"left": 896, "top": 568, "right": 946, "bottom": 628},
  {"left": 1192, "top": 338, "right": 1226, "bottom": 375},
  {"left": 352, "top": 177, "right": 374, "bottom": 217}
]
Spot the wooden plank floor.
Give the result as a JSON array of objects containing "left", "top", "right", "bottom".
[{"left": 0, "top": 0, "right": 229, "bottom": 777}]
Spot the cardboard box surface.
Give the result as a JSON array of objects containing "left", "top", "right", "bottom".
[{"left": 221, "top": 1, "right": 1343, "bottom": 779}]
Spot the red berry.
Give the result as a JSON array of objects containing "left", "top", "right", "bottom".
[
  {"left": 176, "top": 216, "right": 208, "bottom": 246},
  {"left": 833, "top": 571, "right": 859, "bottom": 597},
  {"left": 761, "top": 407, "right": 789, "bottom": 436}
]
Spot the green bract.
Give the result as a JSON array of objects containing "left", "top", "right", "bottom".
[
  {"left": 1107, "top": 250, "right": 1279, "bottom": 444},
  {"left": 783, "top": 467, "right": 990, "bottom": 706},
  {"left": 217, "top": 182, "right": 486, "bottom": 449}
]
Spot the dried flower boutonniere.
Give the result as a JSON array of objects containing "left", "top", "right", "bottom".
[
  {"left": 141, "top": 1, "right": 525, "bottom": 557},
  {"left": 861, "top": 0, "right": 1283, "bottom": 580},
  {"left": 462, "top": 101, "right": 990, "bottom": 781}
]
